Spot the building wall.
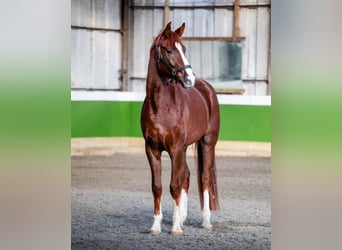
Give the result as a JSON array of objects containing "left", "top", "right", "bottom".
[
  {"left": 70, "top": 1, "right": 271, "bottom": 142},
  {"left": 129, "top": 0, "right": 271, "bottom": 95},
  {"left": 71, "top": 93, "right": 271, "bottom": 142},
  {"left": 71, "top": 0, "right": 271, "bottom": 95},
  {"left": 71, "top": 0, "right": 122, "bottom": 90}
]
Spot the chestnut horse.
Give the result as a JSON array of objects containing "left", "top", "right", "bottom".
[{"left": 141, "top": 22, "right": 220, "bottom": 235}]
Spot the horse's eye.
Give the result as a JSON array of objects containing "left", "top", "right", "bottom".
[{"left": 166, "top": 49, "right": 173, "bottom": 54}]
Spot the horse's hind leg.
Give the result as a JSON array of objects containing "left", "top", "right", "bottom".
[
  {"left": 198, "top": 135, "right": 219, "bottom": 229},
  {"left": 145, "top": 145, "right": 163, "bottom": 235},
  {"left": 169, "top": 148, "right": 190, "bottom": 235}
]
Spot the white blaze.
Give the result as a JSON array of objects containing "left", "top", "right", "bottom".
[{"left": 175, "top": 42, "right": 196, "bottom": 87}]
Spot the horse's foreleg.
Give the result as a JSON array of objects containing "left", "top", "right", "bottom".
[
  {"left": 146, "top": 145, "right": 163, "bottom": 235},
  {"left": 170, "top": 148, "right": 190, "bottom": 235}
]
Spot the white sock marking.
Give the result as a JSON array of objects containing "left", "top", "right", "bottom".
[
  {"left": 150, "top": 202, "right": 162, "bottom": 233},
  {"left": 172, "top": 189, "right": 188, "bottom": 234},
  {"left": 179, "top": 189, "right": 188, "bottom": 225},
  {"left": 175, "top": 42, "right": 196, "bottom": 87},
  {"left": 202, "top": 190, "right": 212, "bottom": 228},
  {"left": 172, "top": 200, "right": 182, "bottom": 233}
]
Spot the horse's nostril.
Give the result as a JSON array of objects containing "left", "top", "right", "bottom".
[
  {"left": 182, "top": 73, "right": 195, "bottom": 88},
  {"left": 183, "top": 79, "right": 192, "bottom": 88}
]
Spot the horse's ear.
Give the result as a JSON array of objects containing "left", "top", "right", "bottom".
[
  {"left": 175, "top": 23, "right": 185, "bottom": 37},
  {"left": 162, "top": 22, "right": 172, "bottom": 38}
]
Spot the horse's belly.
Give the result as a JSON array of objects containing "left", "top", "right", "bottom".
[
  {"left": 185, "top": 120, "right": 208, "bottom": 145},
  {"left": 184, "top": 101, "right": 209, "bottom": 145}
]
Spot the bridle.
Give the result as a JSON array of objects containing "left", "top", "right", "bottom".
[{"left": 157, "top": 40, "right": 192, "bottom": 82}]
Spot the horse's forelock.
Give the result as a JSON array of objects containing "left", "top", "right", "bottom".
[
  {"left": 151, "top": 31, "right": 181, "bottom": 51},
  {"left": 167, "top": 32, "right": 181, "bottom": 46}
]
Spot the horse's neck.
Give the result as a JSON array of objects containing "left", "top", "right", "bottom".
[
  {"left": 146, "top": 59, "right": 178, "bottom": 112},
  {"left": 146, "top": 58, "right": 166, "bottom": 98}
]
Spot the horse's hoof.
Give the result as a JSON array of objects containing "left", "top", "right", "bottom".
[
  {"left": 149, "top": 229, "right": 161, "bottom": 235},
  {"left": 171, "top": 230, "right": 184, "bottom": 236}
]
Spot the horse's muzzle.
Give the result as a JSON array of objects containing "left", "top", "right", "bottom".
[
  {"left": 181, "top": 73, "right": 196, "bottom": 88},
  {"left": 183, "top": 79, "right": 194, "bottom": 88}
]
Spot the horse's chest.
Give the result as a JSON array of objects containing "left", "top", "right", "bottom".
[
  {"left": 148, "top": 111, "right": 185, "bottom": 147},
  {"left": 153, "top": 111, "right": 182, "bottom": 133}
]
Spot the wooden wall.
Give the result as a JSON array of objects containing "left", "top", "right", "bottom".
[
  {"left": 129, "top": 0, "right": 271, "bottom": 95},
  {"left": 71, "top": 0, "right": 122, "bottom": 90},
  {"left": 71, "top": 0, "right": 271, "bottom": 95}
]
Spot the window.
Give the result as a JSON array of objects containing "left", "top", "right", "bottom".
[{"left": 183, "top": 39, "right": 243, "bottom": 94}]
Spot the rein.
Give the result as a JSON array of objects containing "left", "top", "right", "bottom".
[{"left": 157, "top": 40, "right": 192, "bottom": 83}]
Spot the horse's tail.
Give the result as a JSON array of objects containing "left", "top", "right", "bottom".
[{"left": 195, "top": 142, "right": 220, "bottom": 211}]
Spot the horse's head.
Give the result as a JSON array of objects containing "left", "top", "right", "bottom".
[{"left": 154, "top": 22, "right": 196, "bottom": 88}]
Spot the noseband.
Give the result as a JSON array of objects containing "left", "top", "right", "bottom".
[{"left": 157, "top": 40, "right": 192, "bottom": 82}]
